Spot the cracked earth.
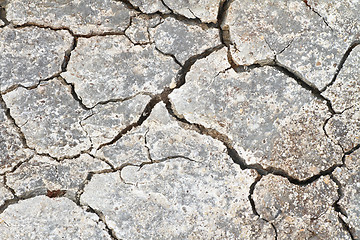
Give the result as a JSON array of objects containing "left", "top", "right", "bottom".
[{"left": 0, "top": 0, "right": 359, "bottom": 239}]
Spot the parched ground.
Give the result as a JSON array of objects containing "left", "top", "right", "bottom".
[{"left": 0, "top": 0, "right": 359, "bottom": 239}]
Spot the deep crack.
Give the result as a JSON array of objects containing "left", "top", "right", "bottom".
[
  {"left": 0, "top": 5, "right": 9, "bottom": 26},
  {"left": 0, "top": 2, "right": 358, "bottom": 239},
  {"left": 248, "top": 176, "right": 262, "bottom": 216},
  {"left": 98, "top": 44, "right": 223, "bottom": 149},
  {"left": 164, "top": 98, "right": 343, "bottom": 186},
  {"left": 330, "top": 174, "right": 348, "bottom": 217}
]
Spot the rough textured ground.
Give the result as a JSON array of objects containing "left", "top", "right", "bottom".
[{"left": 0, "top": 0, "right": 359, "bottom": 239}]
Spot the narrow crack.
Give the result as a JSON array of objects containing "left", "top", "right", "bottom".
[
  {"left": 0, "top": 94, "right": 32, "bottom": 151},
  {"left": 33, "top": 145, "right": 95, "bottom": 162},
  {"left": 140, "top": 156, "right": 198, "bottom": 169},
  {"left": 159, "top": 0, "right": 173, "bottom": 13},
  {"left": 155, "top": 46, "right": 183, "bottom": 67},
  {"left": 59, "top": 77, "right": 91, "bottom": 111},
  {"left": 13, "top": 22, "right": 129, "bottom": 38},
  {"left": 79, "top": 119, "right": 94, "bottom": 154},
  {"left": 87, "top": 153, "right": 116, "bottom": 171},
  {"left": 1, "top": 73, "right": 61, "bottom": 95},
  {"left": 302, "top": 0, "right": 333, "bottom": 30},
  {"left": 338, "top": 216, "right": 355, "bottom": 240},
  {"left": 143, "top": 128, "right": 154, "bottom": 162},
  {"left": 0, "top": 154, "right": 34, "bottom": 176},
  {"left": 0, "top": 174, "right": 20, "bottom": 215},
  {"left": 321, "top": 39, "right": 360, "bottom": 92},
  {"left": 95, "top": 93, "right": 154, "bottom": 107},
  {"left": 124, "top": 32, "right": 154, "bottom": 46},
  {"left": 187, "top": 8, "right": 201, "bottom": 22},
  {"left": 13, "top": 23, "right": 76, "bottom": 35},
  {"left": 61, "top": 35, "right": 77, "bottom": 72},
  {"left": 75, "top": 31, "right": 126, "bottom": 38},
  {"left": 116, "top": 0, "right": 142, "bottom": 13},
  {"left": 330, "top": 172, "right": 356, "bottom": 240},
  {"left": 98, "top": 95, "right": 162, "bottom": 149},
  {"left": 278, "top": 38, "right": 295, "bottom": 54},
  {"left": 85, "top": 206, "right": 119, "bottom": 240},
  {"left": 78, "top": 94, "right": 155, "bottom": 150},
  {"left": 123, "top": 11, "right": 138, "bottom": 36},
  {"left": 160, "top": 0, "right": 217, "bottom": 28},
  {"left": 74, "top": 169, "right": 114, "bottom": 206},
  {"left": 322, "top": 114, "right": 345, "bottom": 152},
  {"left": 271, "top": 58, "right": 337, "bottom": 115},
  {"left": 248, "top": 175, "right": 278, "bottom": 240},
  {"left": 330, "top": 174, "right": 348, "bottom": 217}
]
